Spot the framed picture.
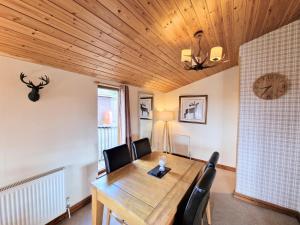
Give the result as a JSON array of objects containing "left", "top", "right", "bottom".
[
  {"left": 139, "top": 97, "right": 153, "bottom": 120},
  {"left": 178, "top": 95, "right": 208, "bottom": 124}
]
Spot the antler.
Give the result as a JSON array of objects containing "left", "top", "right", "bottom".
[
  {"left": 37, "top": 75, "right": 50, "bottom": 89},
  {"left": 20, "top": 73, "right": 34, "bottom": 88}
]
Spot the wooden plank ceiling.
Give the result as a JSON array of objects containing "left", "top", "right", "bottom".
[{"left": 0, "top": 0, "right": 299, "bottom": 92}]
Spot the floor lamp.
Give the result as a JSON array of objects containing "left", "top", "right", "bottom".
[{"left": 157, "top": 111, "right": 174, "bottom": 153}]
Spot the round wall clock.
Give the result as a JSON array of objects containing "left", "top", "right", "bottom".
[{"left": 253, "top": 73, "right": 288, "bottom": 100}]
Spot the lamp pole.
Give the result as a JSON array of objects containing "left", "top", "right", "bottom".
[{"left": 163, "top": 120, "right": 171, "bottom": 153}]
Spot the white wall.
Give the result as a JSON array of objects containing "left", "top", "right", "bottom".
[
  {"left": 0, "top": 55, "right": 98, "bottom": 206},
  {"left": 153, "top": 66, "right": 239, "bottom": 167}
]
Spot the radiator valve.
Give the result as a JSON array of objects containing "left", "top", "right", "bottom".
[{"left": 66, "top": 197, "right": 71, "bottom": 219}]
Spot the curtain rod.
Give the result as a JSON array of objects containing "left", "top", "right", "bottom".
[{"left": 94, "top": 80, "right": 125, "bottom": 89}]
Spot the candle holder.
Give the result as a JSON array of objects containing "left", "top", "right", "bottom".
[{"left": 159, "top": 155, "right": 167, "bottom": 172}]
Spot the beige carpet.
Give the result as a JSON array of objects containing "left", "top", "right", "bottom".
[{"left": 58, "top": 169, "right": 299, "bottom": 225}]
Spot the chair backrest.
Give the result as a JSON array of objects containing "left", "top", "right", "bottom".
[
  {"left": 103, "top": 144, "right": 132, "bottom": 174},
  {"left": 172, "top": 134, "right": 191, "bottom": 158},
  {"left": 132, "top": 138, "right": 152, "bottom": 159},
  {"left": 205, "top": 151, "right": 220, "bottom": 171},
  {"left": 182, "top": 167, "right": 216, "bottom": 225},
  {"left": 173, "top": 172, "right": 199, "bottom": 225}
]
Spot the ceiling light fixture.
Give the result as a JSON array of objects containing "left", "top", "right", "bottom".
[{"left": 181, "top": 30, "right": 226, "bottom": 71}]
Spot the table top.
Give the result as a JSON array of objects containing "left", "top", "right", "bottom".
[{"left": 92, "top": 152, "right": 204, "bottom": 225}]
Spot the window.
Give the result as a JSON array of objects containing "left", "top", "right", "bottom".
[{"left": 97, "top": 86, "right": 120, "bottom": 169}]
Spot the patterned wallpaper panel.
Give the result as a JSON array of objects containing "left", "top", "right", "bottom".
[{"left": 236, "top": 20, "right": 300, "bottom": 211}]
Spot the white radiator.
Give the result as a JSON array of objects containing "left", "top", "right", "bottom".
[{"left": 0, "top": 168, "right": 65, "bottom": 225}]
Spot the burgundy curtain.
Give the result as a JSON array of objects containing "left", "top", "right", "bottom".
[{"left": 124, "top": 85, "right": 133, "bottom": 155}]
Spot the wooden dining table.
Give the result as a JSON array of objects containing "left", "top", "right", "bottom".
[{"left": 91, "top": 151, "right": 204, "bottom": 225}]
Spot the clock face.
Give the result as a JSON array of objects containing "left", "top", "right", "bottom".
[{"left": 253, "top": 73, "right": 287, "bottom": 100}]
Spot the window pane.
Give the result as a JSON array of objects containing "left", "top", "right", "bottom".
[{"left": 97, "top": 87, "right": 119, "bottom": 166}]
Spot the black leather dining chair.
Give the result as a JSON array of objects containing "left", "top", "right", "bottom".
[
  {"left": 103, "top": 144, "right": 132, "bottom": 225},
  {"left": 174, "top": 167, "right": 216, "bottom": 225},
  {"left": 103, "top": 144, "right": 132, "bottom": 174},
  {"left": 131, "top": 138, "right": 152, "bottom": 159},
  {"left": 204, "top": 151, "right": 220, "bottom": 171}
]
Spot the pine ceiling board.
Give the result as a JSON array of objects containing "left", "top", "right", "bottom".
[
  {"left": 0, "top": 23, "right": 161, "bottom": 90},
  {"left": 0, "top": 0, "right": 299, "bottom": 92},
  {"left": 72, "top": 0, "right": 191, "bottom": 85},
  {"left": 0, "top": 2, "right": 181, "bottom": 89},
  {"left": 0, "top": 4, "right": 112, "bottom": 57},
  {"left": 172, "top": 0, "right": 211, "bottom": 53},
  {"left": 238, "top": 0, "right": 254, "bottom": 44},
  {"left": 134, "top": 0, "right": 190, "bottom": 50},
  {"left": 71, "top": 0, "right": 183, "bottom": 73},
  {"left": 189, "top": 0, "right": 219, "bottom": 47},
  {"left": 20, "top": 0, "right": 179, "bottom": 89},
  {"left": 0, "top": 37, "right": 163, "bottom": 89},
  {"left": 0, "top": 33, "right": 171, "bottom": 91},
  {"left": 96, "top": 0, "right": 184, "bottom": 68},
  {"left": 220, "top": 0, "right": 234, "bottom": 62},
  {"left": 6, "top": 0, "right": 164, "bottom": 75},
  {"left": 114, "top": 0, "right": 193, "bottom": 83},
  {"left": 0, "top": 17, "right": 178, "bottom": 90},
  {"left": 96, "top": 0, "right": 193, "bottom": 84},
  {"left": 0, "top": 43, "right": 128, "bottom": 83},
  {"left": 122, "top": 0, "right": 186, "bottom": 51},
  {"left": 232, "top": 0, "right": 247, "bottom": 64},
  {"left": 48, "top": 0, "right": 186, "bottom": 85},
  {"left": 25, "top": 0, "right": 149, "bottom": 60},
  {"left": 0, "top": 17, "right": 107, "bottom": 62},
  {"left": 279, "top": 0, "right": 298, "bottom": 27},
  {"left": 243, "top": 0, "right": 265, "bottom": 42},
  {"left": 261, "top": 0, "right": 294, "bottom": 36},
  {"left": 249, "top": 0, "right": 270, "bottom": 41},
  {"left": 289, "top": 0, "right": 300, "bottom": 23}
]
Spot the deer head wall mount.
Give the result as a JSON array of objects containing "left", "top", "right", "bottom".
[{"left": 20, "top": 72, "right": 50, "bottom": 102}]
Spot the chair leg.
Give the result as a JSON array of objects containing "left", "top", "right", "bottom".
[
  {"left": 206, "top": 200, "right": 212, "bottom": 225},
  {"left": 106, "top": 209, "right": 111, "bottom": 225}
]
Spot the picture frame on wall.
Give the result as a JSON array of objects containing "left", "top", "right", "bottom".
[
  {"left": 139, "top": 97, "right": 153, "bottom": 120},
  {"left": 178, "top": 95, "right": 208, "bottom": 124}
]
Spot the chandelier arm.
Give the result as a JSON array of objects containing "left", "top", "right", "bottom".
[
  {"left": 202, "top": 64, "right": 216, "bottom": 69},
  {"left": 191, "top": 55, "right": 200, "bottom": 64},
  {"left": 184, "top": 66, "right": 193, "bottom": 70},
  {"left": 199, "top": 55, "right": 208, "bottom": 65},
  {"left": 183, "top": 62, "right": 193, "bottom": 70}
]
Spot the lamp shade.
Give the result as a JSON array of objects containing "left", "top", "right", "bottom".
[
  {"left": 210, "top": 46, "right": 223, "bottom": 61},
  {"left": 181, "top": 49, "right": 192, "bottom": 62},
  {"left": 157, "top": 111, "right": 174, "bottom": 121}
]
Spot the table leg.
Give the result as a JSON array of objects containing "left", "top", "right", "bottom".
[
  {"left": 92, "top": 187, "right": 104, "bottom": 225},
  {"left": 206, "top": 199, "right": 212, "bottom": 225},
  {"left": 106, "top": 209, "right": 111, "bottom": 225}
]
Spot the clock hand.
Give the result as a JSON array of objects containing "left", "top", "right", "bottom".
[
  {"left": 258, "top": 85, "right": 272, "bottom": 89},
  {"left": 261, "top": 85, "right": 272, "bottom": 96}
]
